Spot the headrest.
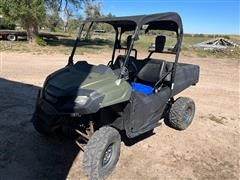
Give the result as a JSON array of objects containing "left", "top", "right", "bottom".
[
  {"left": 155, "top": 36, "right": 166, "bottom": 52},
  {"left": 127, "top": 35, "right": 132, "bottom": 49}
]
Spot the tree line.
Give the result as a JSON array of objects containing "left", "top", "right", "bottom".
[{"left": 0, "top": 0, "right": 114, "bottom": 42}]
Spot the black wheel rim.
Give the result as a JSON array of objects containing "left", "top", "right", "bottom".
[
  {"left": 183, "top": 107, "right": 192, "bottom": 124},
  {"left": 102, "top": 143, "right": 114, "bottom": 167}
]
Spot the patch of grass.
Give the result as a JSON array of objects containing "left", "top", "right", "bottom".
[
  {"left": 36, "top": 36, "right": 47, "bottom": 46},
  {"left": 182, "top": 36, "right": 209, "bottom": 48},
  {"left": 195, "top": 47, "right": 240, "bottom": 60},
  {"left": 208, "top": 114, "right": 226, "bottom": 124},
  {"left": 200, "top": 114, "right": 228, "bottom": 125}
]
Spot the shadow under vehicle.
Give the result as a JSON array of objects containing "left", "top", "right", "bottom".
[{"left": 32, "top": 12, "right": 200, "bottom": 179}]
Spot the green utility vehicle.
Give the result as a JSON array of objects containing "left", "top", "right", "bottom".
[{"left": 32, "top": 12, "right": 200, "bottom": 179}]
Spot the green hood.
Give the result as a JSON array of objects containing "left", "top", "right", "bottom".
[{"left": 46, "top": 61, "right": 132, "bottom": 108}]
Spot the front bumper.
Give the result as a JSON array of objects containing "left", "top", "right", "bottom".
[
  {"left": 33, "top": 87, "right": 104, "bottom": 124},
  {"left": 32, "top": 97, "right": 60, "bottom": 125}
]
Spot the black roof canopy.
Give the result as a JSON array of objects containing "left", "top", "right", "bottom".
[{"left": 86, "top": 12, "right": 183, "bottom": 34}]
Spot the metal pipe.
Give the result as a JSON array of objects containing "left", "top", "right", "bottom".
[
  {"left": 110, "top": 27, "right": 119, "bottom": 63},
  {"left": 170, "top": 32, "right": 183, "bottom": 97},
  {"left": 75, "top": 129, "right": 90, "bottom": 140},
  {"left": 85, "top": 22, "right": 93, "bottom": 40},
  {"left": 119, "top": 26, "right": 138, "bottom": 79},
  {"left": 89, "top": 121, "right": 94, "bottom": 135},
  {"left": 75, "top": 140, "right": 85, "bottom": 151},
  {"left": 67, "top": 24, "right": 85, "bottom": 65}
]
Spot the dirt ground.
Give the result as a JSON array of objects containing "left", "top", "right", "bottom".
[{"left": 0, "top": 52, "right": 239, "bottom": 180}]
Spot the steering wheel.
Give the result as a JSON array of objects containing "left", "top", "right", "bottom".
[
  {"left": 127, "top": 57, "right": 138, "bottom": 77},
  {"left": 114, "top": 55, "right": 138, "bottom": 78}
]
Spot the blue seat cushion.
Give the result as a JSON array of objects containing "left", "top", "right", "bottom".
[{"left": 130, "top": 82, "right": 154, "bottom": 95}]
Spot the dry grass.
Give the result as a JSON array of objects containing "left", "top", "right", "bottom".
[
  {"left": 1, "top": 34, "right": 239, "bottom": 59},
  {"left": 200, "top": 114, "right": 228, "bottom": 125}
]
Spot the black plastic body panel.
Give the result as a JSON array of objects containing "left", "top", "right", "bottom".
[
  {"left": 42, "top": 87, "right": 104, "bottom": 115},
  {"left": 172, "top": 63, "right": 200, "bottom": 96},
  {"left": 32, "top": 87, "right": 104, "bottom": 127},
  {"left": 125, "top": 87, "right": 171, "bottom": 138},
  {"left": 123, "top": 63, "right": 199, "bottom": 138}
]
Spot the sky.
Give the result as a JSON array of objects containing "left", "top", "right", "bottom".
[{"left": 99, "top": 0, "right": 240, "bottom": 34}]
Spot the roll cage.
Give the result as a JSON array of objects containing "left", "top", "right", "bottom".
[{"left": 68, "top": 12, "right": 183, "bottom": 93}]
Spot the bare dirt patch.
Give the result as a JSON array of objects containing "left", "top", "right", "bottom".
[{"left": 0, "top": 52, "right": 239, "bottom": 179}]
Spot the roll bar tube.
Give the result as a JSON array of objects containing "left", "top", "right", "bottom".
[
  {"left": 67, "top": 24, "right": 85, "bottom": 65},
  {"left": 119, "top": 26, "right": 139, "bottom": 79},
  {"left": 170, "top": 33, "right": 183, "bottom": 96}
]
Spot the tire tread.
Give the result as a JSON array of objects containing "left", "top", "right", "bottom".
[
  {"left": 166, "top": 97, "right": 195, "bottom": 130},
  {"left": 83, "top": 126, "right": 121, "bottom": 179}
]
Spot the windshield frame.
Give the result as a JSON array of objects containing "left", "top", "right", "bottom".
[{"left": 68, "top": 21, "right": 138, "bottom": 68}]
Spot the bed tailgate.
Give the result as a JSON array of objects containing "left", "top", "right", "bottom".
[{"left": 172, "top": 63, "right": 200, "bottom": 96}]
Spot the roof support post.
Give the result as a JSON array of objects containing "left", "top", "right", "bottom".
[
  {"left": 68, "top": 23, "right": 85, "bottom": 66},
  {"left": 170, "top": 33, "right": 183, "bottom": 96},
  {"left": 119, "top": 26, "right": 138, "bottom": 79}
]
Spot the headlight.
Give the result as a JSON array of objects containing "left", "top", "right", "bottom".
[{"left": 74, "top": 96, "right": 89, "bottom": 106}]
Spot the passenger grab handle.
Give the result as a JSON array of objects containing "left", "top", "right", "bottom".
[{"left": 154, "top": 71, "right": 172, "bottom": 92}]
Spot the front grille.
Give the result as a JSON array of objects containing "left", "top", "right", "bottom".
[
  {"left": 40, "top": 100, "right": 58, "bottom": 115},
  {"left": 44, "top": 84, "right": 61, "bottom": 104},
  {"left": 36, "top": 105, "right": 57, "bottom": 124},
  {"left": 45, "top": 92, "right": 58, "bottom": 104}
]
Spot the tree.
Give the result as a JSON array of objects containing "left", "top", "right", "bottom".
[
  {"left": 46, "top": 11, "right": 64, "bottom": 32},
  {"left": 46, "top": 0, "right": 83, "bottom": 11},
  {"left": 106, "top": 12, "right": 115, "bottom": 18},
  {"left": 84, "top": 1, "right": 101, "bottom": 19},
  {"left": 68, "top": 18, "right": 83, "bottom": 32},
  {"left": 51, "top": 0, "right": 101, "bottom": 33},
  {"left": 0, "top": 0, "right": 46, "bottom": 42},
  {"left": 47, "top": 0, "right": 84, "bottom": 32},
  {"left": 0, "top": 17, "right": 16, "bottom": 30},
  {"left": 45, "top": 3, "right": 63, "bottom": 32},
  {"left": 0, "top": 0, "right": 87, "bottom": 42}
]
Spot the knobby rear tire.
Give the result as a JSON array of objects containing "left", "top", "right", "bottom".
[{"left": 165, "top": 97, "right": 195, "bottom": 130}]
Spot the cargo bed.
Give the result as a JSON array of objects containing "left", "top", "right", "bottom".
[{"left": 172, "top": 62, "right": 200, "bottom": 96}]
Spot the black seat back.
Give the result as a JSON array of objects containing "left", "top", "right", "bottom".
[
  {"left": 135, "top": 59, "right": 166, "bottom": 86},
  {"left": 148, "top": 35, "right": 166, "bottom": 58},
  {"left": 155, "top": 36, "right": 166, "bottom": 52},
  {"left": 126, "top": 35, "right": 132, "bottom": 49},
  {"left": 135, "top": 35, "right": 171, "bottom": 87}
]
